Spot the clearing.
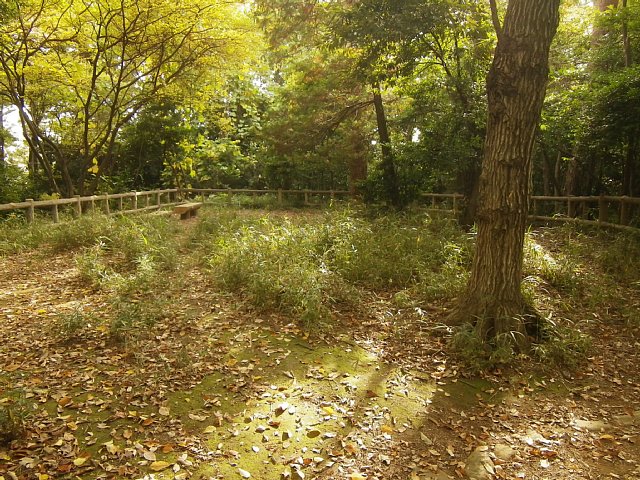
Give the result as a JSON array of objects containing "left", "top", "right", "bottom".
[{"left": 0, "top": 204, "right": 639, "bottom": 480}]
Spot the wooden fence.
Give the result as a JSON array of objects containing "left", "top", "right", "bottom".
[
  {"left": 1, "top": 188, "right": 638, "bottom": 231},
  {"left": 531, "top": 195, "right": 640, "bottom": 232},
  {"left": 0, "top": 188, "right": 352, "bottom": 224},
  {"left": 0, "top": 189, "right": 180, "bottom": 223}
]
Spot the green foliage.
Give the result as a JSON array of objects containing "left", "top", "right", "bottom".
[
  {"left": 0, "top": 218, "right": 51, "bottom": 256},
  {"left": 73, "top": 215, "right": 178, "bottom": 294},
  {"left": 449, "top": 324, "right": 519, "bottom": 373},
  {"left": 208, "top": 218, "right": 347, "bottom": 327},
  {"left": 0, "top": 163, "right": 32, "bottom": 205},
  {"left": 51, "top": 307, "right": 93, "bottom": 340},
  {"left": 109, "top": 299, "right": 167, "bottom": 343},
  {"left": 0, "top": 391, "right": 32, "bottom": 445},
  {"left": 523, "top": 231, "right": 580, "bottom": 292},
  {"left": 205, "top": 207, "right": 470, "bottom": 327},
  {"left": 532, "top": 319, "right": 592, "bottom": 369}
]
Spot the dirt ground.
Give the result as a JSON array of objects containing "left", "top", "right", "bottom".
[{"left": 1, "top": 217, "right": 639, "bottom": 480}]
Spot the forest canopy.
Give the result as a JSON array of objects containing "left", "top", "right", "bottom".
[{"left": 0, "top": 0, "right": 638, "bottom": 206}]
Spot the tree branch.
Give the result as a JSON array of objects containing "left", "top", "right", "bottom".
[{"left": 489, "top": 0, "right": 503, "bottom": 41}]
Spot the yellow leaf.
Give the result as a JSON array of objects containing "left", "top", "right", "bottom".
[
  {"left": 321, "top": 406, "right": 336, "bottom": 416},
  {"left": 159, "top": 406, "right": 170, "bottom": 416},
  {"left": 349, "top": 473, "right": 366, "bottom": 480},
  {"left": 73, "top": 457, "right": 88, "bottom": 466},
  {"left": 204, "top": 425, "right": 217, "bottom": 434},
  {"left": 38, "top": 475, "right": 50, "bottom": 480},
  {"left": 149, "top": 461, "right": 172, "bottom": 471},
  {"left": 345, "top": 442, "right": 358, "bottom": 455},
  {"left": 381, "top": 424, "right": 394, "bottom": 434}
]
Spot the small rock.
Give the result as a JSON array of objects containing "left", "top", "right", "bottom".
[
  {"left": 465, "top": 447, "right": 495, "bottom": 480},
  {"left": 493, "top": 444, "right": 516, "bottom": 462},
  {"left": 573, "top": 419, "right": 610, "bottom": 432}
]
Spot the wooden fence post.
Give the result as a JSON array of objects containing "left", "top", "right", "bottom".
[
  {"left": 104, "top": 193, "right": 110, "bottom": 215},
  {"left": 157, "top": 191, "right": 162, "bottom": 207},
  {"left": 26, "top": 199, "right": 34, "bottom": 223},
  {"left": 75, "top": 195, "right": 82, "bottom": 218},
  {"left": 90, "top": 195, "right": 96, "bottom": 212},
  {"left": 278, "top": 189, "right": 283, "bottom": 205},
  {"left": 145, "top": 193, "right": 150, "bottom": 208},
  {"left": 453, "top": 195, "right": 458, "bottom": 215},
  {"left": 620, "top": 197, "right": 630, "bottom": 225},
  {"left": 117, "top": 196, "right": 123, "bottom": 211},
  {"left": 304, "top": 190, "right": 309, "bottom": 205},
  {"left": 568, "top": 198, "right": 576, "bottom": 217},
  {"left": 598, "top": 195, "right": 608, "bottom": 223},
  {"left": 52, "top": 204, "right": 59, "bottom": 223},
  {"left": 132, "top": 191, "right": 138, "bottom": 211}
]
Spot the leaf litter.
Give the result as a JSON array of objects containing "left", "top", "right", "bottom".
[{"left": 0, "top": 214, "right": 639, "bottom": 480}]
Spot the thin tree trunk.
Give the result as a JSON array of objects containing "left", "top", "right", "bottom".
[
  {"left": 0, "top": 106, "right": 4, "bottom": 166},
  {"left": 447, "top": 0, "right": 561, "bottom": 349},
  {"left": 621, "top": 0, "right": 632, "bottom": 67},
  {"left": 347, "top": 129, "right": 368, "bottom": 195},
  {"left": 372, "top": 85, "right": 401, "bottom": 208}
]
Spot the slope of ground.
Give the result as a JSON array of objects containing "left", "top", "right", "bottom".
[{"left": 0, "top": 206, "right": 639, "bottom": 480}]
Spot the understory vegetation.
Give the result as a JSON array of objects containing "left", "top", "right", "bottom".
[
  {"left": 2, "top": 204, "right": 638, "bottom": 371},
  {"left": 1, "top": 204, "right": 639, "bottom": 479}
]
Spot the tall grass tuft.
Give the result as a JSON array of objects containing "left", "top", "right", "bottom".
[{"left": 205, "top": 208, "right": 471, "bottom": 326}]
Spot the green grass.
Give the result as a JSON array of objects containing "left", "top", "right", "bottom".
[
  {"left": 3, "top": 205, "right": 637, "bottom": 369},
  {"left": 203, "top": 207, "right": 472, "bottom": 327}
]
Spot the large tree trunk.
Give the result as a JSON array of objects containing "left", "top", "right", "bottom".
[
  {"left": 447, "top": 0, "right": 561, "bottom": 349},
  {"left": 372, "top": 85, "right": 401, "bottom": 208}
]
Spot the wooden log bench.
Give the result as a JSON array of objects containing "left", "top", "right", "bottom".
[{"left": 173, "top": 202, "right": 202, "bottom": 220}]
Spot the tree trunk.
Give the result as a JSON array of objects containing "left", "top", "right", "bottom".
[
  {"left": 347, "top": 129, "right": 368, "bottom": 195},
  {"left": 0, "top": 106, "right": 4, "bottom": 166},
  {"left": 372, "top": 85, "right": 401, "bottom": 208},
  {"left": 447, "top": 0, "right": 561, "bottom": 349}
]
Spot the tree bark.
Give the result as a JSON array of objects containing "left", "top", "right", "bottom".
[
  {"left": 447, "top": 0, "right": 561, "bottom": 349},
  {"left": 0, "top": 106, "right": 4, "bottom": 166},
  {"left": 372, "top": 85, "right": 401, "bottom": 208}
]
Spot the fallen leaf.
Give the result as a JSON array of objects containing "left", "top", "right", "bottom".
[
  {"left": 188, "top": 413, "right": 208, "bottom": 421},
  {"left": 150, "top": 461, "right": 172, "bottom": 471},
  {"left": 239, "top": 468, "right": 252, "bottom": 478},
  {"left": 381, "top": 425, "right": 394, "bottom": 434},
  {"left": 143, "top": 451, "right": 157, "bottom": 461},
  {"left": 159, "top": 406, "right": 170, "bottom": 416},
  {"left": 321, "top": 406, "right": 336, "bottom": 416},
  {"left": 73, "top": 457, "right": 88, "bottom": 467}
]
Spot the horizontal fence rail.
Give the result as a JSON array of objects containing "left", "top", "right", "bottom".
[
  {"left": 184, "top": 188, "right": 352, "bottom": 205},
  {"left": 419, "top": 193, "right": 465, "bottom": 214},
  {"left": 531, "top": 195, "right": 640, "bottom": 232},
  {"left": 0, "top": 188, "right": 353, "bottom": 223},
  {"left": 1, "top": 188, "right": 638, "bottom": 231},
  {"left": 0, "top": 189, "right": 180, "bottom": 223}
]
